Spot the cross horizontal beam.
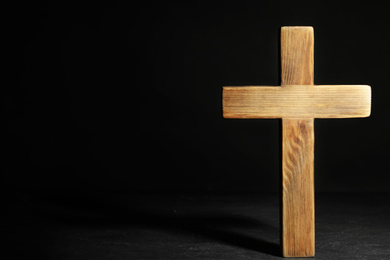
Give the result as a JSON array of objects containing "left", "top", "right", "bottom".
[{"left": 223, "top": 85, "right": 371, "bottom": 119}]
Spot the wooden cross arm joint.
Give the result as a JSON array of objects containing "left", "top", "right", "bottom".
[{"left": 223, "top": 84, "right": 371, "bottom": 119}]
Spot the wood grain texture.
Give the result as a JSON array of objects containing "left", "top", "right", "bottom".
[
  {"left": 281, "top": 26, "right": 314, "bottom": 86},
  {"left": 282, "top": 118, "right": 315, "bottom": 257},
  {"left": 281, "top": 26, "right": 315, "bottom": 258},
  {"left": 222, "top": 85, "right": 371, "bottom": 119}
]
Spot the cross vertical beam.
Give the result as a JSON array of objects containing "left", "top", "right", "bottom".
[{"left": 281, "top": 27, "right": 315, "bottom": 257}]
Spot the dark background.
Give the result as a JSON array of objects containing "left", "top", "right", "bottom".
[{"left": 4, "top": 0, "right": 390, "bottom": 197}]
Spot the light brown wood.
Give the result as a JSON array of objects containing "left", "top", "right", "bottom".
[
  {"left": 281, "top": 26, "right": 314, "bottom": 86},
  {"left": 221, "top": 26, "right": 371, "bottom": 257},
  {"left": 280, "top": 26, "right": 315, "bottom": 258},
  {"left": 223, "top": 85, "right": 371, "bottom": 119},
  {"left": 282, "top": 118, "right": 315, "bottom": 257}
]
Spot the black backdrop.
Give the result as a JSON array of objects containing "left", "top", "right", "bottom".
[{"left": 5, "top": 1, "right": 390, "bottom": 195}]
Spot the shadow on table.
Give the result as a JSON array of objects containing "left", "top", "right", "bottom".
[{"left": 33, "top": 192, "right": 282, "bottom": 257}]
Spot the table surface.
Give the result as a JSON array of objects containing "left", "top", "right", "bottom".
[{"left": 3, "top": 191, "right": 390, "bottom": 260}]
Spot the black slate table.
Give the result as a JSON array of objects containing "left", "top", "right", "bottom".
[{"left": 3, "top": 192, "right": 390, "bottom": 259}]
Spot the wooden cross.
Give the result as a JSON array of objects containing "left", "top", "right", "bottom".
[{"left": 222, "top": 26, "right": 371, "bottom": 257}]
